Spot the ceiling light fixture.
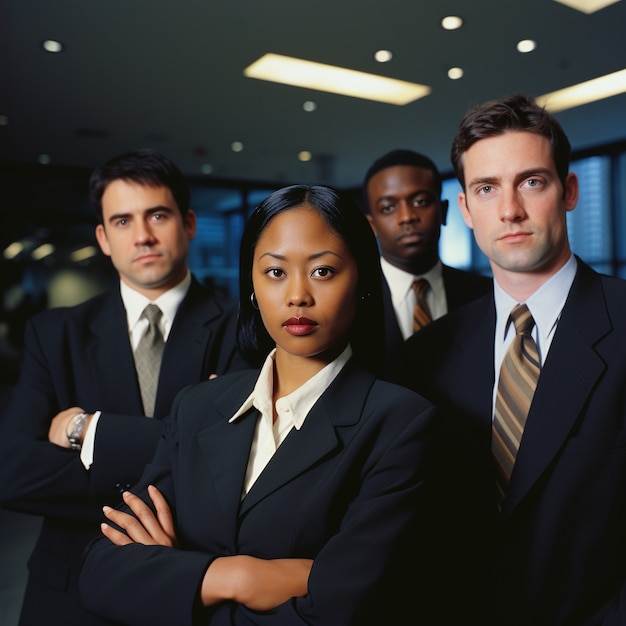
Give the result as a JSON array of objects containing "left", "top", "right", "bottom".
[
  {"left": 441, "top": 16, "right": 463, "bottom": 30},
  {"left": 231, "top": 141, "right": 244, "bottom": 152},
  {"left": 0, "top": 115, "right": 8, "bottom": 126},
  {"left": 303, "top": 100, "right": 317, "bottom": 112},
  {"left": 42, "top": 39, "right": 63, "bottom": 53},
  {"left": 536, "top": 67, "right": 626, "bottom": 112},
  {"left": 38, "top": 154, "right": 51, "bottom": 165},
  {"left": 3, "top": 241, "right": 24, "bottom": 260},
  {"left": 32, "top": 243, "right": 55, "bottom": 261},
  {"left": 201, "top": 163, "right": 214, "bottom": 174},
  {"left": 70, "top": 246, "right": 98, "bottom": 263},
  {"left": 448, "top": 67, "right": 464, "bottom": 80},
  {"left": 298, "top": 151, "right": 312, "bottom": 162},
  {"left": 374, "top": 49, "right": 393, "bottom": 63},
  {"left": 552, "top": 0, "right": 621, "bottom": 13},
  {"left": 517, "top": 39, "right": 537, "bottom": 53},
  {"left": 244, "top": 53, "right": 431, "bottom": 106}
]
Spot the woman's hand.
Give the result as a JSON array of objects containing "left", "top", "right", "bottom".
[
  {"left": 101, "top": 485, "right": 178, "bottom": 548},
  {"left": 200, "top": 555, "right": 313, "bottom": 610}
]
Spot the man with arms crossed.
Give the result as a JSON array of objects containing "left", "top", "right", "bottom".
[{"left": 0, "top": 149, "right": 246, "bottom": 625}]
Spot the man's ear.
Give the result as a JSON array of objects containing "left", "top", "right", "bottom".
[
  {"left": 95, "top": 224, "right": 111, "bottom": 257},
  {"left": 458, "top": 192, "right": 473, "bottom": 230},
  {"left": 365, "top": 213, "right": 378, "bottom": 238}
]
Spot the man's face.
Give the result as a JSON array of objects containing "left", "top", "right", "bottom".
[
  {"left": 366, "top": 165, "right": 447, "bottom": 274},
  {"left": 95, "top": 179, "right": 196, "bottom": 299},
  {"left": 458, "top": 131, "right": 578, "bottom": 287}
]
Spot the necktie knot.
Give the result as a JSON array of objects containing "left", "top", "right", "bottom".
[
  {"left": 142, "top": 303, "right": 163, "bottom": 326},
  {"left": 510, "top": 303, "right": 535, "bottom": 336}
]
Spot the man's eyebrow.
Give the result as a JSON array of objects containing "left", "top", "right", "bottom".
[{"left": 106, "top": 205, "right": 174, "bottom": 223}]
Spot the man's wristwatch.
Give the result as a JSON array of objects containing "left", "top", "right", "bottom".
[{"left": 66, "top": 412, "right": 89, "bottom": 450}]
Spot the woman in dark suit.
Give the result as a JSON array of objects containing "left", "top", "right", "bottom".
[{"left": 80, "top": 185, "right": 438, "bottom": 625}]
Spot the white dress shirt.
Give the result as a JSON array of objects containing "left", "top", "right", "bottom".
[
  {"left": 380, "top": 257, "right": 447, "bottom": 340},
  {"left": 492, "top": 255, "right": 577, "bottom": 416},
  {"left": 229, "top": 345, "right": 352, "bottom": 498}
]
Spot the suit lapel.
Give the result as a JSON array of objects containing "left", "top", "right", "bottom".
[
  {"left": 501, "top": 262, "right": 611, "bottom": 522},
  {"left": 155, "top": 279, "right": 226, "bottom": 416},
  {"left": 88, "top": 290, "right": 144, "bottom": 414},
  {"left": 238, "top": 362, "right": 374, "bottom": 517}
]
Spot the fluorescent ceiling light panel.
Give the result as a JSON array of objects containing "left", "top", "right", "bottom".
[
  {"left": 552, "top": 0, "right": 621, "bottom": 13},
  {"left": 536, "top": 67, "right": 626, "bottom": 112},
  {"left": 244, "top": 53, "right": 430, "bottom": 105}
]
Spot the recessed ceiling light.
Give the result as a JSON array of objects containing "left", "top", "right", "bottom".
[
  {"left": 441, "top": 16, "right": 463, "bottom": 30},
  {"left": 32, "top": 243, "right": 55, "bottom": 261},
  {"left": 38, "top": 154, "right": 51, "bottom": 165},
  {"left": 231, "top": 141, "right": 244, "bottom": 153},
  {"left": 552, "top": 0, "right": 621, "bottom": 13},
  {"left": 70, "top": 246, "right": 98, "bottom": 263},
  {"left": 374, "top": 49, "right": 393, "bottom": 63},
  {"left": 244, "top": 53, "right": 431, "bottom": 106},
  {"left": 42, "top": 40, "right": 63, "bottom": 53},
  {"left": 201, "top": 163, "right": 214, "bottom": 175},
  {"left": 298, "top": 151, "right": 312, "bottom": 162},
  {"left": 0, "top": 115, "right": 8, "bottom": 126},
  {"left": 303, "top": 100, "right": 317, "bottom": 112},
  {"left": 517, "top": 39, "right": 537, "bottom": 53},
  {"left": 448, "top": 67, "right": 464, "bottom": 80},
  {"left": 3, "top": 241, "right": 24, "bottom": 260},
  {"left": 536, "top": 67, "right": 626, "bottom": 112}
]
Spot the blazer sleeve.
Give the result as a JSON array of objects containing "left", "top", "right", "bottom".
[
  {"left": 0, "top": 315, "right": 164, "bottom": 521},
  {"left": 80, "top": 384, "right": 439, "bottom": 625}
]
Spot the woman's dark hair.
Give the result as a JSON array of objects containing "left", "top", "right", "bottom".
[
  {"left": 90, "top": 148, "right": 191, "bottom": 223},
  {"left": 237, "top": 184, "right": 384, "bottom": 374},
  {"left": 451, "top": 93, "right": 571, "bottom": 192}
]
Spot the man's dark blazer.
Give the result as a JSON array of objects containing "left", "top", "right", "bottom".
[
  {"left": 80, "top": 360, "right": 438, "bottom": 626},
  {"left": 397, "top": 259, "right": 626, "bottom": 625},
  {"left": 0, "top": 277, "right": 247, "bottom": 625},
  {"left": 381, "top": 263, "right": 492, "bottom": 375}
]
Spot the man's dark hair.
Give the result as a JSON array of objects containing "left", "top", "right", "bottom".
[
  {"left": 362, "top": 149, "right": 443, "bottom": 211},
  {"left": 237, "top": 184, "right": 384, "bottom": 374},
  {"left": 90, "top": 148, "right": 191, "bottom": 223},
  {"left": 451, "top": 93, "right": 571, "bottom": 191}
]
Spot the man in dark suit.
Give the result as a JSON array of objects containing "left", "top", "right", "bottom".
[
  {"left": 398, "top": 94, "right": 626, "bottom": 625},
  {"left": 362, "top": 149, "right": 491, "bottom": 373},
  {"left": 0, "top": 149, "right": 246, "bottom": 625}
]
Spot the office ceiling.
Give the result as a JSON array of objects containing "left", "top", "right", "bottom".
[{"left": 1, "top": 0, "right": 626, "bottom": 189}]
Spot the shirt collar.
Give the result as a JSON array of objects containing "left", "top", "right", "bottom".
[
  {"left": 121, "top": 272, "right": 191, "bottom": 337},
  {"left": 494, "top": 254, "right": 577, "bottom": 341},
  {"left": 380, "top": 257, "right": 444, "bottom": 307},
  {"left": 229, "top": 345, "right": 353, "bottom": 429}
]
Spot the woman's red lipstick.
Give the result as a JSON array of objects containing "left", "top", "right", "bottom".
[{"left": 283, "top": 317, "right": 318, "bottom": 336}]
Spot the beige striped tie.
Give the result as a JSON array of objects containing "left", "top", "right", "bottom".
[
  {"left": 412, "top": 278, "right": 433, "bottom": 332},
  {"left": 134, "top": 304, "right": 164, "bottom": 417},
  {"left": 493, "top": 304, "right": 540, "bottom": 506}
]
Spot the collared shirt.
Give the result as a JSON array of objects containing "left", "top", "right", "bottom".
[
  {"left": 229, "top": 345, "right": 352, "bottom": 498},
  {"left": 492, "top": 254, "right": 577, "bottom": 415},
  {"left": 381, "top": 257, "right": 447, "bottom": 340},
  {"left": 80, "top": 273, "right": 192, "bottom": 469}
]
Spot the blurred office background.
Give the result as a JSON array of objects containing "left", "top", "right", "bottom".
[{"left": 1, "top": 0, "right": 626, "bottom": 622}]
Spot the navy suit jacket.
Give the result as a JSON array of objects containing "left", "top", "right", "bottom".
[
  {"left": 80, "top": 360, "right": 438, "bottom": 625},
  {"left": 381, "top": 264, "right": 491, "bottom": 375},
  {"left": 398, "top": 260, "right": 626, "bottom": 625},
  {"left": 0, "top": 277, "right": 246, "bottom": 625}
]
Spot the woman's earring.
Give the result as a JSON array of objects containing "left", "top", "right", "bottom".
[{"left": 250, "top": 292, "right": 259, "bottom": 309}]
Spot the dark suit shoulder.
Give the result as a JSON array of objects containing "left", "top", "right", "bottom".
[{"left": 442, "top": 264, "right": 492, "bottom": 311}]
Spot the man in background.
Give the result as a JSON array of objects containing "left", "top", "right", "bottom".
[
  {"left": 0, "top": 149, "right": 247, "bottom": 625},
  {"left": 398, "top": 94, "right": 626, "bottom": 625},
  {"left": 363, "top": 149, "right": 491, "bottom": 372}
]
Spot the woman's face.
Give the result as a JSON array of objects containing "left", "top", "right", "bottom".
[{"left": 252, "top": 205, "right": 359, "bottom": 364}]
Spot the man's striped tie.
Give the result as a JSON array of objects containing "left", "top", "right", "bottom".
[
  {"left": 412, "top": 278, "right": 433, "bottom": 332},
  {"left": 134, "top": 304, "right": 164, "bottom": 417},
  {"left": 493, "top": 303, "right": 541, "bottom": 507}
]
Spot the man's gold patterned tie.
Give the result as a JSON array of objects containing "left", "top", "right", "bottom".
[
  {"left": 493, "top": 303, "right": 541, "bottom": 507},
  {"left": 412, "top": 278, "right": 433, "bottom": 332},
  {"left": 134, "top": 304, "right": 164, "bottom": 417}
]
